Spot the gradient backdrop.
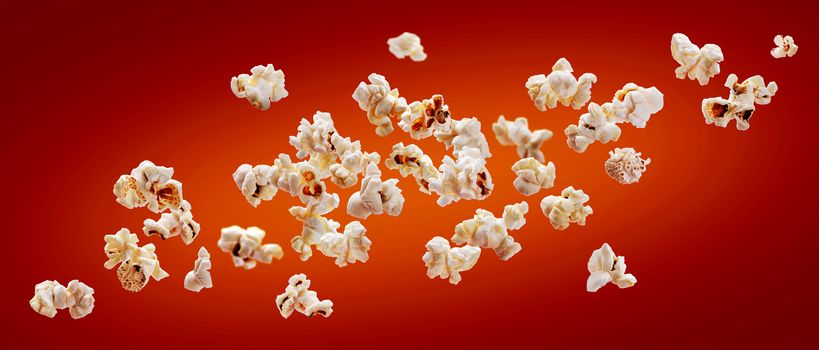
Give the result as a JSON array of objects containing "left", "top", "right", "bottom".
[{"left": 3, "top": 1, "right": 818, "bottom": 349}]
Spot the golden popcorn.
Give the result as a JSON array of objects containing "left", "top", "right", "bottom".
[
  {"left": 103, "top": 228, "right": 169, "bottom": 292},
  {"left": 217, "top": 226, "right": 284, "bottom": 269},
  {"left": 352, "top": 73, "right": 408, "bottom": 136},
  {"left": 525, "top": 57, "right": 597, "bottom": 112},
  {"left": 564, "top": 103, "right": 622, "bottom": 153},
  {"left": 671, "top": 33, "right": 724, "bottom": 85},
  {"left": 30, "top": 280, "right": 95, "bottom": 319},
  {"left": 422, "top": 236, "right": 481, "bottom": 285},
  {"left": 347, "top": 163, "right": 404, "bottom": 219},
  {"left": 385, "top": 142, "right": 440, "bottom": 194},
  {"left": 771, "top": 35, "right": 798, "bottom": 58},
  {"left": 184, "top": 247, "right": 213, "bottom": 293},
  {"left": 387, "top": 32, "right": 427, "bottom": 62},
  {"left": 450, "top": 202, "right": 528, "bottom": 260},
  {"left": 317, "top": 221, "right": 372, "bottom": 267},
  {"left": 398, "top": 95, "right": 452, "bottom": 140},
  {"left": 492, "top": 116, "right": 553, "bottom": 162},
  {"left": 587, "top": 243, "right": 637, "bottom": 292},
  {"left": 540, "top": 186, "right": 593, "bottom": 230},
  {"left": 605, "top": 148, "right": 651, "bottom": 185},
  {"left": 275, "top": 274, "right": 333, "bottom": 319},
  {"left": 230, "top": 64, "right": 288, "bottom": 110},
  {"left": 702, "top": 74, "right": 778, "bottom": 131},
  {"left": 113, "top": 160, "right": 184, "bottom": 213},
  {"left": 142, "top": 200, "right": 200, "bottom": 245},
  {"left": 428, "top": 147, "right": 494, "bottom": 207},
  {"left": 289, "top": 193, "right": 341, "bottom": 261},
  {"left": 511, "top": 158, "right": 556, "bottom": 196}
]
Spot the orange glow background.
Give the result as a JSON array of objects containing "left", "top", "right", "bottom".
[{"left": 3, "top": 1, "right": 818, "bottom": 348}]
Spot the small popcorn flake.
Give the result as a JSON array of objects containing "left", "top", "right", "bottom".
[
  {"left": 352, "top": 73, "right": 408, "bottom": 137},
  {"left": 387, "top": 32, "right": 427, "bottom": 62}
]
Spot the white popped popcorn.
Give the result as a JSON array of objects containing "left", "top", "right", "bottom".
[
  {"left": 30, "top": 280, "right": 95, "bottom": 319},
  {"left": 289, "top": 193, "right": 341, "bottom": 261},
  {"left": 587, "top": 243, "right": 637, "bottom": 292},
  {"left": 771, "top": 35, "right": 798, "bottom": 58},
  {"left": 347, "top": 163, "right": 404, "bottom": 219},
  {"left": 605, "top": 148, "right": 651, "bottom": 185},
  {"left": 434, "top": 117, "right": 492, "bottom": 159},
  {"left": 142, "top": 200, "right": 200, "bottom": 245},
  {"left": 352, "top": 73, "right": 408, "bottom": 137},
  {"left": 317, "top": 221, "right": 372, "bottom": 267},
  {"left": 289, "top": 111, "right": 337, "bottom": 160},
  {"left": 526, "top": 57, "right": 597, "bottom": 112},
  {"left": 670, "top": 33, "right": 724, "bottom": 85},
  {"left": 564, "top": 103, "right": 622, "bottom": 153},
  {"left": 398, "top": 94, "right": 452, "bottom": 140},
  {"left": 232, "top": 164, "right": 279, "bottom": 207},
  {"left": 230, "top": 64, "right": 288, "bottom": 110},
  {"left": 275, "top": 274, "right": 333, "bottom": 319},
  {"left": 184, "top": 247, "right": 213, "bottom": 293},
  {"left": 103, "top": 228, "right": 169, "bottom": 292},
  {"left": 540, "top": 186, "right": 593, "bottom": 230},
  {"left": 450, "top": 202, "right": 528, "bottom": 260},
  {"left": 217, "top": 226, "right": 284, "bottom": 269},
  {"left": 387, "top": 32, "right": 427, "bottom": 62},
  {"left": 603, "top": 83, "right": 664, "bottom": 128},
  {"left": 384, "top": 142, "right": 440, "bottom": 194},
  {"left": 422, "top": 236, "right": 481, "bottom": 285},
  {"left": 511, "top": 158, "right": 556, "bottom": 196},
  {"left": 114, "top": 160, "right": 184, "bottom": 213},
  {"left": 428, "top": 147, "right": 494, "bottom": 207},
  {"left": 328, "top": 133, "right": 381, "bottom": 188},
  {"left": 702, "top": 74, "right": 778, "bottom": 131},
  {"left": 492, "top": 116, "right": 553, "bottom": 162}
]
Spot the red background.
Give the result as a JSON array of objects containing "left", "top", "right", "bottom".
[{"left": 3, "top": 1, "right": 818, "bottom": 348}]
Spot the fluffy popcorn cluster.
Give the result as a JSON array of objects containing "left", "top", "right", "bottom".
[
  {"left": 450, "top": 202, "right": 528, "bottom": 261},
  {"left": 387, "top": 32, "right": 427, "bottom": 62},
  {"left": 317, "top": 221, "right": 372, "bottom": 267},
  {"left": 142, "top": 200, "right": 200, "bottom": 245},
  {"left": 398, "top": 94, "right": 451, "bottom": 140},
  {"left": 565, "top": 103, "right": 622, "bottom": 153},
  {"left": 275, "top": 274, "right": 333, "bottom": 319},
  {"left": 103, "top": 229, "right": 169, "bottom": 292},
  {"left": 702, "top": 74, "right": 778, "bottom": 131},
  {"left": 30, "top": 280, "right": 95, "bottom": 319},
  {"left": 352, "top": 73, "right": 408, "bottom": 136},
  {"left": 671, "top": 33, "right": 724, "bottom": 85},
  {"left": 230, "top": 64, "right": 288, "bottom": 110},
  {"left": 347, "top": 163, "right": 404, "bottom": 219},
  {"left": 422, "top": 236, "right": 481, "bottom": 285},
  {"left": 605, "top": 148, "right": 651, "bottom": 185},
  {"left": 428, "top": 147, "right": 494, "bottom": 207},
  {"left": 771, "top": 35, "right": 798, "bottom": 58},
  {"left": 434, "top": 117, "right": 492, "bottom": 159},
  {"left": 540, "top": 186, "right": 593, "bottom": 230},
  {"left": 289, "top": 193, "right": 341, "bottom": 261},
  {"left": 114, "top": 160, "right": 184, "bottom": 214},
  {"left": 525, "top": 57, "right": 597, "bottom": 112},
  {"left": 184, "top": 247, "right": 213, "bottom": 293},
  {"left": 587, "top": 243, "right": 637, "bottom": 292},
  {"left": 511, "top": 158, "right": 556, "bottom": 196},
  {"left": 384, "top": 142, "right": 440, "bottom": 193},
  {"left": 492, "top": 116, "right": 553, "bottom": 162},
  {"left": 217, "top": 226, "right": 284, "bottom": 270}
]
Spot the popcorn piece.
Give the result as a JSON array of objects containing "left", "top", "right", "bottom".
[
  {"left": 347, "top": 163, "right": 404, "bottom": 219},
  {"left": 232, "top": 164, "right": 279, "bottom": 207},
  {"left": 671, "top": 33, "right": 724, "bottom": 85},
  {"left": 275, "top": 274, "right": 333, "bottom": 318},
  {"left": 428, "top": 147, "right": 494, "bottom": 207},
  {"left": 398, "top": 95, "right": 451, "bottom": 140},
  {"left": 587, "top": 243, "right": 637, "bottom": 292},
  {"left": 702, "top": 74, "right": 778, "bottom": 131},
  {"left": 434, "top": 117, "right": 492, "bottom": 160},
  {"left": 103, "top": 228, "right": 169, "bottom": 292},
  {"left": 492, "top": 116, "right": 553, "bottom": 162},
  {"left": 317, "top": 221, "right": 371, "bottom": 267},
  {"left": 288, "top": 111, "right": 337, "bottom": 160},
  {"left": 511, "top": 158, "right": 556, "bottom": 196},
  {"left": 114, "top": 160, "right": 184, "bottom": 213},
  {"left": 604, "top": 83, "right": 664, "bottom": 128},
  {"left": 328, "top": 133, "right": 381, "bottom": 188},
  {"left": 771, "top": 35, "right": 798, "bottom": 58},
  {"left": 352, "top": 73, "right": 408, "bottom": 136},
  {"left": 450, "top": 202, "right": 528, "bottom": 260},
  {"left": 142, "top": 200, "right": 200, "bottom": 245},
  {"left": 217, "top": 226, "right": 284, "bottom": 269},
  {"left": 422, "top": 236, "right": 481, "bottom": 285},
  {"left": 230, "top": 64, "right": 288, "bottom": 110},
  {"left": 525, "top": 58, "right": 597, "bottom": 112},
  {"left": 30, "top": 280, "right": 95, "bottom": 319},
  {"left": 564, "top": 103, "right": 621, "bottom": 153},
  {"left": 540, "top": 186, "right": 593, "bottom": 230},
  {"left": 184, "top": 247, "right": 213, "bottom": 293},
  {"left": 385, "top": 143, "right": 440, "bottom": 194},
  {"left": 387, "top": 32, "right": 427, "bottom": 62},
  {"left": 289, "top": 193, "right": 341, "bottom": 261},
  {"left": 605, "top": 148, "right": 651, "bottom": 185}
]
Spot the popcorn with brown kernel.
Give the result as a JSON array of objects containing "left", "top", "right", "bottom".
[
  {"left": 428, "top": 147, "right": 494, "bottom": 207},
  {"left": 217, "top": 226, "right": 284, "bottom": 269},
  {"left": 113, "top": 160, "right": 184, "bottom": 213},
  {"left": 564, "top": 103, "right": 622, "bottom": 153},
  {"left": 771, "top": 35, "right": 798, "bottom": 58},
  {"left": 385, "top": 142, "right": 440, "bottom": 194},
  {"left": 605, "top": 148, "right": 651, "bottom": 185},
  {"left": 450, "top": 202, "right": 528, "bottom": 260},
  {"left": 275, "top": 274, "right": 333, "bottom": 319},
  {"left": 398, "top": 94, "right": 451, "bottom": 140},
  {"left": 671, "top": 33, "right": 724, "bottom": 85}
]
